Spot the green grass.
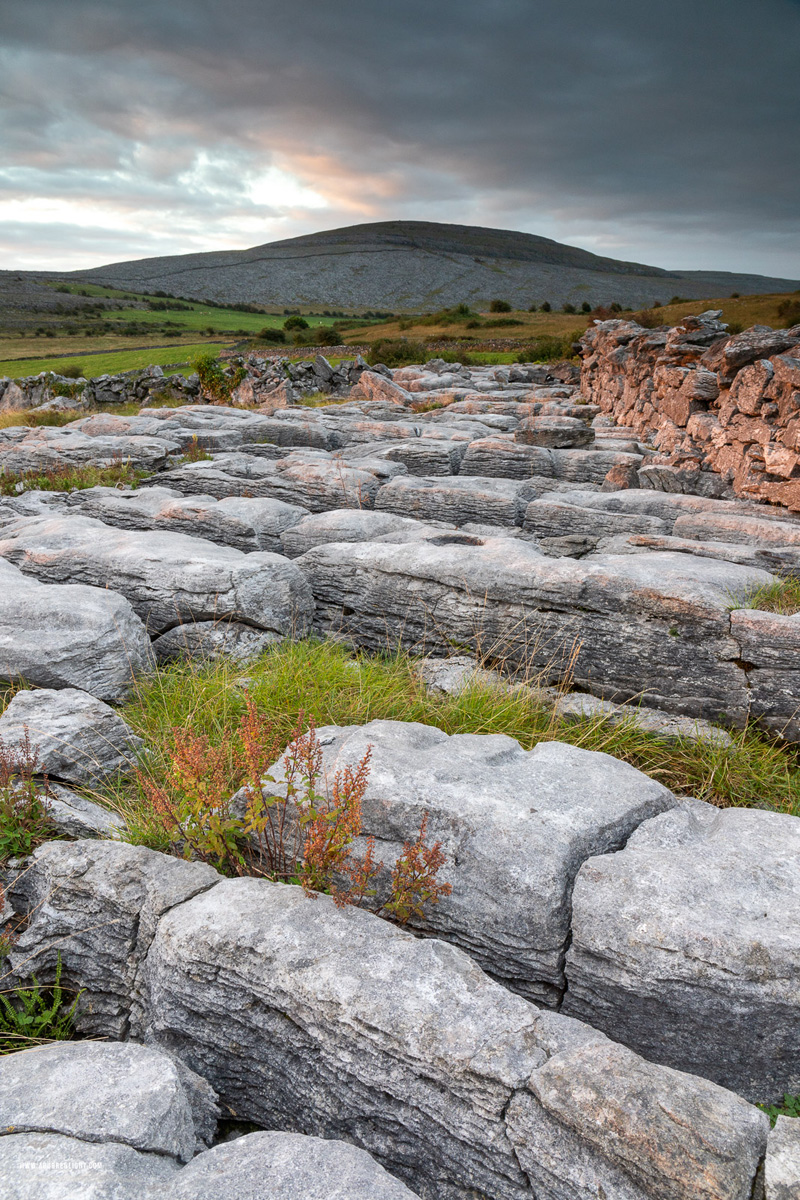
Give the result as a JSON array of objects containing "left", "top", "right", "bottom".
[
  {"left": 99, "top": 640, "right": 800, "bottom": 841},
  {"left": 0, "top": 342, "right": 232, "bottom": 380},
  {"left": 0, "top": 460, "right": 148, "bottom": 497},
  {"left": 733, "top": 575, "right": 800, "bottom": 615}
]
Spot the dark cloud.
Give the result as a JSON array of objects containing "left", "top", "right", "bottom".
[{"left": 1, "top": 0, "right": 798, "bottom": 274}]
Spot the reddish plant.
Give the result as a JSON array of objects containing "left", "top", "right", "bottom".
[{"left": 382, "top": 814, "right": 452, "bottom": 924}]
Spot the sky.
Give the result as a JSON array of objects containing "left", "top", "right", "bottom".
[{"left": 1, "top": 0, "right": 799, "bottom": 276}]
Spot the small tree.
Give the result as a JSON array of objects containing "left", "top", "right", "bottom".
[
  {"left": 284, "top": 315, "right": 310, "bottom": 331},
  {"left": 489, "top": 299, "right": 512, "bottom": 313}
]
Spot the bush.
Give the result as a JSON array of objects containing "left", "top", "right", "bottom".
[
  {"left": 284, "top": 315, "right": 310, "bottom": 331},
  {"left": 562, "top": 303, "right": 576, "bottom": 314},
  {"left": 514, "top": 331, "right": 583, "bottom": 363},
  {"left": 316, "top": 327, "right": 339, "bottom": 346},
  {"left": 488, "top": 299, "right": 512, "bottom": 313},
  {"left": 367, "top": 339, "right": 427, "bottom": 368},
  {"left": 581, "top": 301, "right": 592, "bottom": 313},
  {"left": 257, "top": 327, "right": 286, "bottom": 344},
  {"left": 540, "top": 301, "right": 551, "bottom": 312},
  {"left": 191, "top": 352, "right": 246, "bottom": 403},
  {"left": 58, "top": 362, "right": 85, "bottom": 379}
]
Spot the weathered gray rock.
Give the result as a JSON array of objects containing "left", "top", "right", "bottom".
[
  {"left": 0, "top": 557, "right": 154, "bottom": 702},
  {"left": 0, "top": 427, "right": 177, "bottom": 474},
  {"left": 46, "top": 783, "right": 126, "bottom": 839},
  {"left": 154, "top": 451, "right": 383, "bottom": 512},
  {"left": 375, "top": 475, "right": 530, "bottom": 526},
  {"left": 281, "top": 508, "right": 444, "bottom": 557},
  {"left": 380, "top": 439, "right": 468, "bottom": 475},
  {"left": 731, "top": 609, "right": 800, "bottom": 740},
  {"left": 169, "top": 1132, "right": 422, "bottom": 1199},
  {"left": 0, "top": 1131, "right": 180, "bottom": 1199},
  {"left": 69, "top": 485, "right": 309, "bottom": 552},
  {"left": 552, "top": 692, "right": 735, "bottom": 747},
  {"left": 505, "top": 1040, "right": 768, "bottom": 1200},
  {"left": 766, "top": 1116, "right": 800, "bottom": 1200},
  {"left": 523, "top": 497, "right": 668, "bottom": 556},
  {"left": 12, "top": 842, "right": 770, "bottom": 1200},
  {"left": 0, "top": 688, "right": 143, "bottom": 786},
  {"left": 8, "top": 841, "right": 220, "bottom": 1037},
  {"left": 417, "top": 654, "right": 507, "bottom": 695},
  {"left": 515, "top": 416, "right": 594, "bottom": 448},
  {"left": 298, "top": 539, "right": 773, "bottom": 723},
  {"left": 152, "top": 620, "right": 278, "bottom": 663},
  {"left": 0, "top": 1041, "right": 217, "bottom": 1162},
  {"left": 563, "top": 802, "right": 800, "bottom": 1101},
  {"left": 0, "top": 515, "right": 314, "bottom": 637},
  {"left": 255, "top": 721, "right": 676, "bottom": 1003}
]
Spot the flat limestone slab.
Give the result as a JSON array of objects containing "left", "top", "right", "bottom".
[
  {"left": 0, "top": 557, "right": 154, "bottom": 702},
  {"left": 259, "top": 720, "right": 676, "bottom": 1003},
  {"left": 563, "top": 802, "right": 800, "bottom": 1102},
  {"left": 0, "top": 514, "right": 314, "bottom": 636}
]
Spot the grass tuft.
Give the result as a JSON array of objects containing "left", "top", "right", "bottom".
[
  {"left": 734, "top": 575, "right": 800, "bottom": 616},
  {"left": 0, "top": 459, "right": 148, "bottom": 496}
]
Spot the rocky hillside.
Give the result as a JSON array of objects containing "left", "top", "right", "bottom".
[{"left": 51, "top": 220, "right": 800, "bottom": 310}]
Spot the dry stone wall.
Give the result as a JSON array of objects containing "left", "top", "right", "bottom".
[{"left": 579, "top": 312, "right": 800, "bottom": 508}]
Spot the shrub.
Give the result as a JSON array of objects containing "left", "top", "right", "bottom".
[
  {"left": 562, "top": 303, "right": 576, "bottom": 314},
  {"left": 257, "top": 327, "right": 286, "bottom": 344},
  {"left": 489, "top": 299, "right": 512, "bottom": 313},
  {"left": 191, "top": 352, "right": 246, "bottom": 403},
  {"left": 540, "top": 301, "right": 551, "bottom": 312},
  {"left": 284, "top": 315, "right": 310, "bottom": 331},
  {"left": 527, "top": 304, "right": 538, "bottom": 312},
  {"left": 58, "top": 362, "right": 86, "bottom": 379},
  {"left": 515, "top": 331, "right": 583, "bottom": 363},
  {"left": 367, "top": 339, "right": 427, "bottom": 368},
  {"left": 581, "top": 301, "right": 592, "bottom": 313},
  {"left": 316, "top": 327, "right": 339, "bottom": 346}
]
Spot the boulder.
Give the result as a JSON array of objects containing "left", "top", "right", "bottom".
[
  {"left": 353, "top": 369, "right": 413, "bottom": 405},
  {"left": 766, "top": 1116, "right": 800, "bottom": 1200},
  {"left": 0, "top": 557, "right": 154, "bottom": 702},
  {"left": 563, "top": 801, "right": 800, "bottom": 1101},
  {"left": 11, "top": 842, "right": 770, "bottom": 1200},
  {"left": 46, "top": 783, "right": 126, "bottom": 839},
  {"left": 0, "top": 1132, "right": 180, "bottom": 1199},
  {"left": 515, "top": 416, "right": 595, "bottom": 448},
  {"left": 0, "top": 1041, "right": 217, "bottom": 1162},
  {"left": 69, "top": 485, "right": 309, "bottom": 553},
  {"left": 154, "top": 452, "right": 383, "bottom": 513},
  {"left": 375, "top": 475, "right": 530, "bottom": 526},
  {"left": 0, "top": 515, "right": 314, "bottom": 637},
  {"left": 152, "top": 620, "right": 278, "bottom": 664},
  {"left": 169, "top": 1131, "right": 421, "bottom": 1199},
  {"left": 505, "top": 1040, "right": 768, "bottom": 1200},
  {"left": 551, "top": 692, "right": 735, "bottom": 747},
  {"left": 254, "top": 721, "right": 677, "bottom": 1003},
  {"left": 0, "top": 687, "right": 143, "bottom": 787},
  {"left": 298, "top": 539, "right": 772, "bottom": 723},
  {"left": 8, "top": 841, "right": 220, "bottom": 1037},
  {"left": 0, "top": 427, "right": 177, "bottom": 474},
  {"left": 281, "top": 509, "right": 443, "bottom": 558}
]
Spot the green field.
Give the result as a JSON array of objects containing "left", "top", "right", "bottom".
[{"left": 0, "top": 342, "right": 233, "bottom": 380}]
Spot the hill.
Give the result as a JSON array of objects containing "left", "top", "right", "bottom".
[{"left": 53, "top": 221, "right": 800, "bottom": 311}]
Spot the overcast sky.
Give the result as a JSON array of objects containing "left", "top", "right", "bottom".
[{"left": 1, "top": 0, "right": 799, "bottom": 275}]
